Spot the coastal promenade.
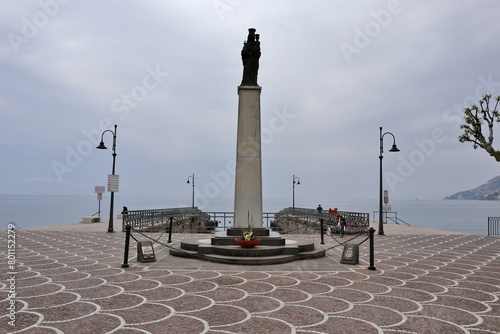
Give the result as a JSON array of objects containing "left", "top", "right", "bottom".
[{"left": 1, "top": 222, "right": 499, "bottom": 333}]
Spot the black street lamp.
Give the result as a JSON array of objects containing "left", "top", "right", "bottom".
[
  {"left": 187, "top": 174, "right": 195, "bottom": 208},
  {"left": 292, "top": 175, "right": 300, "bottom": 209},
  {"left": 97, "top": 124, "right": 117, "bottom": 233},
  {"left": 378, "top": 126, "right": 400, "bottom": 235}
]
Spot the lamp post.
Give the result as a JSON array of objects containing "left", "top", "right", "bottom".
[
  {"left": 187, "top": 174, "right": 195, "bottom": 208},
  {"left": 292, "top": 175, "right": 300, "bottom": 209},
  {"left": 96, "top": 124, "right": 117, "bottom": 233},
  {"left": 378, "top": 126, "right": 400, "bottom": 235}
]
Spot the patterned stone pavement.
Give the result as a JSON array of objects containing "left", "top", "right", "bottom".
[{"left": 1, "top": 225, "right": 499, "bottom": 334}]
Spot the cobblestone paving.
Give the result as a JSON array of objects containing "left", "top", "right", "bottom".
[{"left": 1, "top": 230, "right": 499, "bottom": 333}]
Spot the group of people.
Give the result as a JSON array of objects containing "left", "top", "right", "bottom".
[{"left": 317, "top": 205, "right": 345, "bottom": 237}]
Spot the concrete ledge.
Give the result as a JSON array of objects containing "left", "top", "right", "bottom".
[
  {"left": 197, "top": 244, "right": 300, "bottom": 257},
  {"left": 212, "top": 236, "right": 286, "bottom": 246},
  {"left": 175, "top": 237, "right": 320, "bottom": 265},
  {"left": 226, "top": 228, "right": 270, "bottom": 237},
  {"left": 169, "top": 248, "right": 326, "bottom": 265},
  {"left": 81, "top": 216, "right": 100, "bottom": 224}
]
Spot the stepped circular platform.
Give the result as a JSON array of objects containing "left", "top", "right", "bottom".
[{"left": 170, "top": 233, "right": 325, "bottom": 265}]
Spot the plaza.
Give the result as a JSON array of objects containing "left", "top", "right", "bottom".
[{"left": 1, "top": 222, "right": 499, "bottom": 333}]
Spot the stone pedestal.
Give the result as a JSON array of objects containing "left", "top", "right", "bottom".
[{"left": 233, "top": 85, "right": 262, "bottom": 228}]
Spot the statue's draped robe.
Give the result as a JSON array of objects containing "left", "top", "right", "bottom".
[{"left": 241, "top": 31, "right": 260, "bottom": 86}]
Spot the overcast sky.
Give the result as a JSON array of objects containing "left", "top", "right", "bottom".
[{"left": 2, "top": 0, "right": 500, "bottom": 211}]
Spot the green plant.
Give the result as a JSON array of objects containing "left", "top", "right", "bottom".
[{"left": 241, "top": 211, "right": 255, "bottom": 241}]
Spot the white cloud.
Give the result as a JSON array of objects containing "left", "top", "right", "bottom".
[{"left": 1, "top": 0, "right": 500, "bottom": 209}]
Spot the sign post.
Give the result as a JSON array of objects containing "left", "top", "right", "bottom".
[
  {"left": 107, "top": 175, "right": 119, "bottom": 192},
  {"left": 383, "top": 189, "right": 391, "bottom": 216},
  {"left": 340, "top": 243, "right": 359, "bottom": 265},
  {"left": 137, "top": 241, "right": 156, "bottom": 262},
  {"left": 95, "top": 186, "right": 105, "bottom": 216}
]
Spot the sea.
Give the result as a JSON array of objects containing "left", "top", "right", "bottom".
[{"left": 1, "top": 195, "right": 499, "bottom": 236}]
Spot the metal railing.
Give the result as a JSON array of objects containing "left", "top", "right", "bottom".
[
  {"left": 122, "top": 207, "right": 214, "bottom": 232},
  {"left": 372, "top": 211, "right": 411, "bottom": 226},
  {"left": 204, "top": 212, "right": 277, "bottom": 231},
  {"left": 488, "top": 217, "right": 500, "bottom": 236},
  {"left": 273, "top": 207, "right": 369, "bottom": 234},
  {"left": 122, "top": 207, "right": 370, "bottom": 235}
]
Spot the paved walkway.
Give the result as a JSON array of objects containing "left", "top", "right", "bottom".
[{"left": 1, "top": 222, "right": 499, "bottom": 333}]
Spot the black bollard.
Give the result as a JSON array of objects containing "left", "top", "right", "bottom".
[
  {"left": 320, "top": 218, "right": 325, "bottom": 245},
  {"left": 122, "top": 224, "right": 131, "bottom": 268},
  {"left": 368, "top": 227, "right": 376, "bottom": 270},
  {"left": 167, "top": 217, "right": 174, "bottom": 243}
]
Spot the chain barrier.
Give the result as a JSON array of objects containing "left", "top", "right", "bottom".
[
  {"left": 129, "top": 231, "right": 139, "bottom": 243},
  {"left": 129, "top": 228, "right": 168, "bottom": 245},
  {"left": 317, "top": 218, "right": 370, "bottom": 252},
  {"left": 130, "top": 226, "right": 206, "bottom": 259},
  {"left": 125, "top": 222, "right": 372, "bottom": 266},
  {"left": 121, "top": 224, "right": 228, "bottom": 266},
  {"left": 322, "top": 230, "right": 370, "bottom": 252}
]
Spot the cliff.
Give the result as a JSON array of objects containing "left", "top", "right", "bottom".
[{"left": 445, "top": 175, "right": 500, "bottom": 200}]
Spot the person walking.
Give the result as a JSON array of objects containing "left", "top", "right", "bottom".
[{"left": 338, "top": 217, "right": 345, "bottom": 238}]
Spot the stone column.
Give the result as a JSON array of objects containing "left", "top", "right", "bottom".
[{"left": 233, "top": 85, "right": 262, "bottom": 228}]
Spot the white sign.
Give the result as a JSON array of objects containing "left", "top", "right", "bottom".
[
  {"left": 95, "top": 186, "right": 105, "bottom": 193},
  {"left": 97, "top": 193, "right": 102, "bottom": 200},
  {"left": 107, "top": 175, "right": 119, "bottom": 192}
]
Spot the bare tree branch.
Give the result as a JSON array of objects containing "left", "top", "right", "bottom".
[{"left": 459, "top": 94, "right": 500, "bottom": 162}]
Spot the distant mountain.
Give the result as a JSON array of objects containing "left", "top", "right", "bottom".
[{"left": 445, "top": 175, "right": 500, "bottom": 200}]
